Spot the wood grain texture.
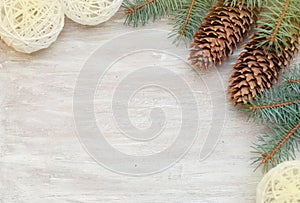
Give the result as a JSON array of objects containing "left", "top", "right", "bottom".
[{"left": 0, "top": 13, "right": 299, "bottom": 203}]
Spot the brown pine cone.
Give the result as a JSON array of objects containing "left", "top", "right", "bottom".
[
  {"left": 228, "top": 35, "right": 299, "bottom": 105},
  {"left": 189, "top": 0, "right": 259, "bottom": 69}
]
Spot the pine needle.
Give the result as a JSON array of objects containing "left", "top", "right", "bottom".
[{"left": 224, "top": 0, "right": 263, "bottom": 7}]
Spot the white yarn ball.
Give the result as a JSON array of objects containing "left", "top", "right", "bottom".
[
  {"left": 60, "top": 0, "right": 123, "bottom": 26},
  {"left": 0, "top": 0, "right": 65, "bottom": 53},
  {"left": 257, "top": 161, "right": 300, "bottom": 203}
]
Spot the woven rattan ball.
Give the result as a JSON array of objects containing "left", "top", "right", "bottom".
[
  {"left": 257, "top": 161, "right": 300, "bottom": 203},
  {"left": 0, "top": 0, "right": 65, "bottom": 53},
  {"left": 60, "top": 0, "right": 123, "bottom": 26}
]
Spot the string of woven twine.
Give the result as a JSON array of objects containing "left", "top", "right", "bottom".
[
  {"left": 0, "top": 0, "right": 64, "bottom": 53},
  {"left": 60, "top": 0, "right": 123, "bottom": 25},
  {"left": 257, "top": 161, "right": 300, "bottom": 203}
]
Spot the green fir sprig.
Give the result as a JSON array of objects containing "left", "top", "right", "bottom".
[
  {"left": 251, "top": 118, "right": 300, "bottom": 172},
  {"left": 249, "top": 65, "right": 300, "bottom": 173},
  {"left": 254, "top": 0, "right": 300, "bottom": 53},
  {"left": 246, "top": 84, "right": 300, "bottom": 124},
  {"left": 122, "top": 0, "right": 183, "bottom": 27}
]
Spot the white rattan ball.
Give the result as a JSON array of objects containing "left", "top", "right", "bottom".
[
  {"left": 60, "top": 0, "right": 123, "bottom": 26},
  {"left": 257, "top": 161, "right": 300, "bottom": 203},
  {"left": 0, "top": 0, "right": 65, "bottom": 53}
]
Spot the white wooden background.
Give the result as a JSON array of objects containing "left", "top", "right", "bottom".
[{"left": 0, "top": 12, "right": 299, "bottom": 203}]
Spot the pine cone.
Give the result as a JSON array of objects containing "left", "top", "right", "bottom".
[
  {"left": 189, "top": 0, "right": 258, "bottom": 69},
  {"left": 228, "top": 35, "right": 299, "bottom": 105}
]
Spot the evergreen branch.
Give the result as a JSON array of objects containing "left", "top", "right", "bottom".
[
  {"left": 254, "top": 0, "right": 300, "bottom": 53},
  {"left": 250, "top": 99, "right": 300, "bottom": 110},
  {"left": 180, "top": 0, "right": 196, "bottom": 36},
  {"left": 288, "top": 79, "right": 300, "bottom": 84},
  {"left": 269, "top": 0, "right": 290, "bottom": 46},
  {"left": 125, "top": 0, "right": 156, "bottom": 14},
  {"left": 250, "top": 65, "right": 300, "bottom": 172},
  {"left": 247, "top": 83, "right": 300, "bottom": 124},
  {"left": 169, "top": 0, "right": 215, "bottom": 44},
  {"left": 261, "top": 121, "right": 300, "bottom": 164},
  {"left": 252, "top": 118, "right": 300, "bottom": 172},
  {"left": 122, "top": 0, "right": 183, "bottom": 27}
]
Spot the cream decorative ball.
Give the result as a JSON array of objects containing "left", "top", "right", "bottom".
[
  {"left": 60, "top": 0, "right": 123, "bottom": 26},
  {"left": 257, "top": 161, "right": 300, "bottom": 203},
  {"left": 0, "top": 0, "right": 65, "bottom": 53}
]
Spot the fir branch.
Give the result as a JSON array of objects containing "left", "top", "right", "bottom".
[
  {"left": 288, "top": 79, "right": 300, "bottom": 84},
  {"left": 122, "top": 0, "right": 183, "bottom": 27},
  {"left": 125, "top": 0, "right": 156, "bottom": 14},
  {"left": 268, "top": 0, "right": 290, "bottom": 46},
  {"left": 250, "top": 99, "right": 300, "bottom": 110},
  {"left": 247, "top": 84, "right": 300, "bottom": 124},
  {"left": 254, "top": 0, "right": 300, "bottom": 53},
  {"left": 180, "top": 0, "right": 196, "bottom": 36},
  {"left": 261, "top": 121, "right": 300, "bottom": 164},
  {"left": 250, "top": 65, "right": 300, "bottom": 172},
  {"left": 251, "top": 118, "right": 300, "bottom": 172},
  {"left": 169, "top": 0, "right": 215, "bottom": 44}
]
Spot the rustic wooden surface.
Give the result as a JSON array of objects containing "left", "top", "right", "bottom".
[{"left": 0, "top": 13, "right": 299, "bottom": 203}]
